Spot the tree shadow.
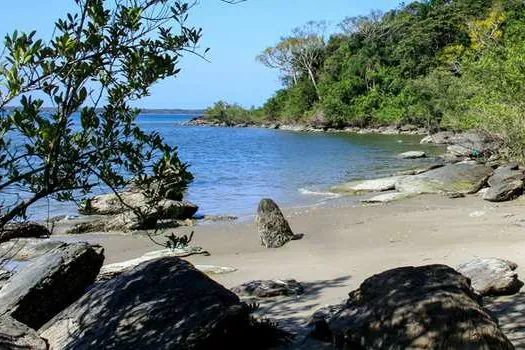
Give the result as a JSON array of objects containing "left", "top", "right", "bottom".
[{"left": 485, "top": 292, "right": 525, "bottom": 349}]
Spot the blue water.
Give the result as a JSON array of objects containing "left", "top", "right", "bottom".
[{"left": 27, "top": 114, "right": 443, "bottom": 219}]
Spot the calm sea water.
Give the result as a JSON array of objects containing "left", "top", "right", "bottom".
[{"left": 28, "top": 114, "right": 442, "bottom": 219}]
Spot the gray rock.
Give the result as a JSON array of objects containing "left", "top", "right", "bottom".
[
  {"left": 362, "top": 192, "right": 413, "bottom": 203},
  {"left": 483, "top": 180, "right": 524, "bottom": 202},
  {"left": 39, "top": 257, "right": 279, "bottom": 349},
  {"left": 256, "top": 199, "right": 298, "bottom": 248},
  {"left": 395, "top": 163, "right": 444, "bottom": 176},
  {"left": 0, "top": 315, "right": 47, "bottom": 350},
  {"left": 0, "top": 242, "right": 104, "bottom": 329},
  {"left": 0, "top": 222, "right": 50, "bottom": 243},
  {"left": 457, "top": 258, "right": 523, "bottom": 296},
  {"left": 331, "top": 176, "right": 407, "bottom": 193},
  {"left": 488, "top": 169, "right": 525, "bottom": 187},
  {"left": 0, "top": 239, "right": 64, "bottom": 266},
  {"left": 232, "top": 279, "right": 304, "bottom": 298},
  {"left": 449, "top": 130, "right": 502, "bottom": 156},
  {"left": 81, "top": 191, "right": 198, "bottom": 220},
  {"left": 398, "top": 151, "right": 426, "bottom": 159},
  {"left": 395, "top": 163, "right": 493, "bottom": 194},
  {"left": 420, "top": 131, "right": 455, "bottom": 144},
  {"left": 314, "top": 265, "right": 514, "bottom": 349},
  {"left": 447, "top": 144, "right": 472, "bottom": 157},
  {"left": 438, "top": 152, "right": 463, "bottom": 164}
]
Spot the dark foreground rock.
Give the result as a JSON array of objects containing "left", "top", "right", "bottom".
[
  {"left": 0, "top": 222, "right": 50, "bottom": 243},
  {"left": 232, "top": 279, "right": 304, "bottom": 298},
  {"left": 0, "top": 315, "right": 47, "bottom": 350},
  {"left": 313, "top": 264, "right": 514, "bottom": 349},
  {"left": 256, "top": 199, "right": 300, "bottom": 248},
  {"left": 395, "top": 163, "right": 493, "bottom": 194},
  {"left": 457, "top": 258, "right": 523, "bottom": 296},
  {"left": 0, "top": 242, "right": 104, "bottom": 329},
  {"left": 40, "top": 257, "right": 289, "bottom": 349},
  {"left": 483, "top": 180, "right": 524, "bottom": 202}
]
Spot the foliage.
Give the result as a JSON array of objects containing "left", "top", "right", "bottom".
[
  {"left": 0, "top": 0, "right": 210, "bottom": 228},
  {"left": 165, "top": 230, "right": 194, "bottom": 249}
]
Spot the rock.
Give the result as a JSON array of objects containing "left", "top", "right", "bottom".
[
  {"left": 438, "top": 152, "right": 463, "bottom": 164},
  {"left": 395, "top": 163, "right": 493, "bottom": 195},
  {"left": 362, "top": 192, "right": 413, "bottom": 203},
  {"left": 194, "top": 265, "right": 238, "bottom": 275},
  {"left": 0, "top": 315, "right": 47, "bottom": 350},
  {"left": 0, "top": 242, "right": 104, "bottom": 329},
  {"left": 395, "top": 163, "right": 444, "bottom": 176},
  {"left": 446, "top": 191, "right": 466, "bottom": 199},
  {"left": 256, "top": 199, "right": 298, "bottom": 248},
  {"left": 447, "top": 144, "right": 473, "bottom": 157},
  {"left": 488, "top": 169, "right": 525, "bottom": 187},
  {"left": 0, "top": 222, "right": 50, "bottom": 243},
  {"left": 98, "top": 247, "right": 210, "bottom": 281},
  {"left": 232, "top": 279, "right": 304, "bottom": 298},
  {"left": 0, "top": 239, "right": 64, "bottom": 266},
  {"left": 331, "top": 176, "right": 406, "bottom": 193},
  {"left": 0, "top": 270, "right": 11, "bottom": 291},
  {"left": 420, "top": 131, "right": 455, "bottom": 144},
  {"left": 457, "top": 258, "right": 523, "bottom": 296},
  {"left": 315, "top": 264, "right": 514, "bottom": 349},
  {"left": 483, "top": 180, "right": 524, "bottom": 202},
  {"left": 81, "top": 191, "right": 198, "bottom": 220},
  {"left": 39, "top": 257, "right": 279, "bottom": 349},
  {"left": 449, "top": 129, "right": 502, "bottom": 156},
  {"left": 398, "top": 150, "right": 426, "bottom": 159}
]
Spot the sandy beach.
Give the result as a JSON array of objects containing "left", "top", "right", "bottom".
[{"left": 55, "top": 193, "right": 525, "bottom": 345}]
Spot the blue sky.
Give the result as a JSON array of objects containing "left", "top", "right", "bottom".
[{"left": 0, "top": 0, "right": 400, "bottom": 109}]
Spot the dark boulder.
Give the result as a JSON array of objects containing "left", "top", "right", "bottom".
[
  {"left": 313, "top": 265, "right": 514, "bottom": 349},
  {"left": 0, "top": 242, "right": 104, "bottom": 329},
  {"left": 0, "top": 315, "right": 47, "bottom": 350},
  {"left": 256, "top": 199, "right": 299, "bottom": 248},
  {"left": 0, "top": 222, "right": 50, "bottom": 243},
  {"left": 483, "top": 179, "right": 524, "bottom": 202},
  {"left": 40, "top": 257, "right": 288, "bottom": 349}
]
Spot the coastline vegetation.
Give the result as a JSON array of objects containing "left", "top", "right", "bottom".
[{"left": 206, "top": 0, "right": 525, "bottom": 158}]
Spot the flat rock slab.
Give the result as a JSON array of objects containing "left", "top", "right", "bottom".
[
  {"left": 395, "top": 163, "right": 444, "bottom": 176},
  {"left": 362, "top": 192, "right": 413, "bottom": 203},
  {"left": 395, "top": 163, "right": 493, "bottom": 194},
  {"left": 0, "top": 315, "right": 47, "bottom": 350},
  {"left": 314, "top": 264, "right": 514, "bottom": 349},
  {"left": 331, "top": 176, "right": 406, "bottom": 193},
  {"left": 0, "top": 242, "right": 104, "bottom": 329},
  {"left": 39, "top": 257, "right": 268, "bottom": 349},
  {"left": 232, "top": 279, "right": 304, "bottom": 298},
  {"left": 398, "top": 151, "right": 426, "bottom": 159},
  {"left": 457, "top": 258, "right": 523, "bottom": 296},
  {"left": 98, "top": 247, "right": 210, "bottom": 280}
]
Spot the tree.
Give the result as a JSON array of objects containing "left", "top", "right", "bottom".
[
  {"left": 0, "top": 0, "right": 238, "bottom": 229},
  {"left": 256, "top": 38, "right": 299, "bottom": 87}
]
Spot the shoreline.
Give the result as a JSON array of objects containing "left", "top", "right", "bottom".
[{"left": 52, "top": 192, "right": 525, "bottom": 344}]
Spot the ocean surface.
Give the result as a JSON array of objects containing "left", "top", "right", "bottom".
[{"left": 28, "top": 114, "right": 443, "bottom": 219}]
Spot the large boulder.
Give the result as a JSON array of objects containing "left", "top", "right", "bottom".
[
  {"left": 81, "top": 191, "right": 198, "bottom": 220},
  {"left": 457, "top": 258, "right": 523, "bottom": 296},
  {"left": 232, "top": 279, "right": 304, "bottom": 298},
  {"left": 488, "top": 169, "right": 525, "bottom": 187},
  {"left": 313, "top": 265, "right": 514, "bottom": 349},
  {"left": 0, "top": 242, "right": 104, "bottom": 329},
  {"left": 39, "top": 257, "right": 283, "bottom": 349},
  {"left": 0, "top": 315, "right": 47, "bottom": 350},
  {"left": 256, "top": 199, "right": 298, "bottom": 248},
  {"left": 395, "top": 163, "right": 493, "bottom": 194},
  {"left": 449, "top": 130, "right": 502, "bottom": 156},
  {"left": 398, "top": 151, "right": 426, "bottom": 159},
  {"left": 483, "top": 180, "right": 524, "bottom": 202},
  {"left": 420, "top": 131, "right": 455, "bottom": 144}
]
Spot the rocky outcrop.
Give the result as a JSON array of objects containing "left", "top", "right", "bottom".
[
  {"left": 488, "top": 167, "right": 525, "bottom": 187},
  {"left": 420, "top": 131, "right": 455, "bottom": 144},
  {"left": 483, "top": 179, "right": 524, "bottom": 202},
  {"left": 457, "top": 258, "right": 523, "bottom": 296},
  {"left": 331, "top": 175, "right": 406, "bottom": 193},
  {"left": 39, "top": 257, "right": 282, "bottom": 349},
  {"left": 81, "top": 191, "right": 198, "bottom": 219},
  {"left": 398, "top": 151, "right": 426, "bottom": 159},
  {"left": 421, "top": 130, "right": 502, "bottom": 156},
  {"left": 362, "top": 192, "right": 413, "bottom": 203},
  {"left": 0, "top": 222, "right": 50, "bottom": 243},
  {"left": 312, "top": 264, "right": 514, "bottom": 349},
  {"left": 395, "top": 163, "right": 493, "bottom": 194},
  {"left": 256, "top": 199, "right": 300, "bottom": 248},
  {"left": 232, "top": 279, "right": 304, "bottom": 298},
  {"left": 0, "top": 315, "right": 47, "bottom": 350},
  {"left": 395, "top": 163, "right": 444, "bottom": 176},
  {"left": 0, "top": 239, "right": 64, "bottom": 265},
  {"left": 0, "top": 242, "right": 104, "bottom": 329}
]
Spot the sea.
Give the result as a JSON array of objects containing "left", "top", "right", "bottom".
[{"left": 26, "top": 114, "right": 443, "bottom": 220}]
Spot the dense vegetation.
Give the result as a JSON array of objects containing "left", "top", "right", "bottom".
[{"left": 207, "top": 0, "right": 525, "bottom": 158}]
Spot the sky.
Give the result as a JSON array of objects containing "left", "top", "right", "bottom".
[{"left": 0, "top": 0, "right": 401, "bottom": 109}]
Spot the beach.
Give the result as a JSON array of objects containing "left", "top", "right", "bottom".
[{"left": 57, "top": 193, "right": 525, "bottom": 344}]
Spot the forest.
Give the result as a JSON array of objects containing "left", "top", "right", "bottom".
[{"left": 206, "top": 0, "right": 525, "bottom": 158}]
